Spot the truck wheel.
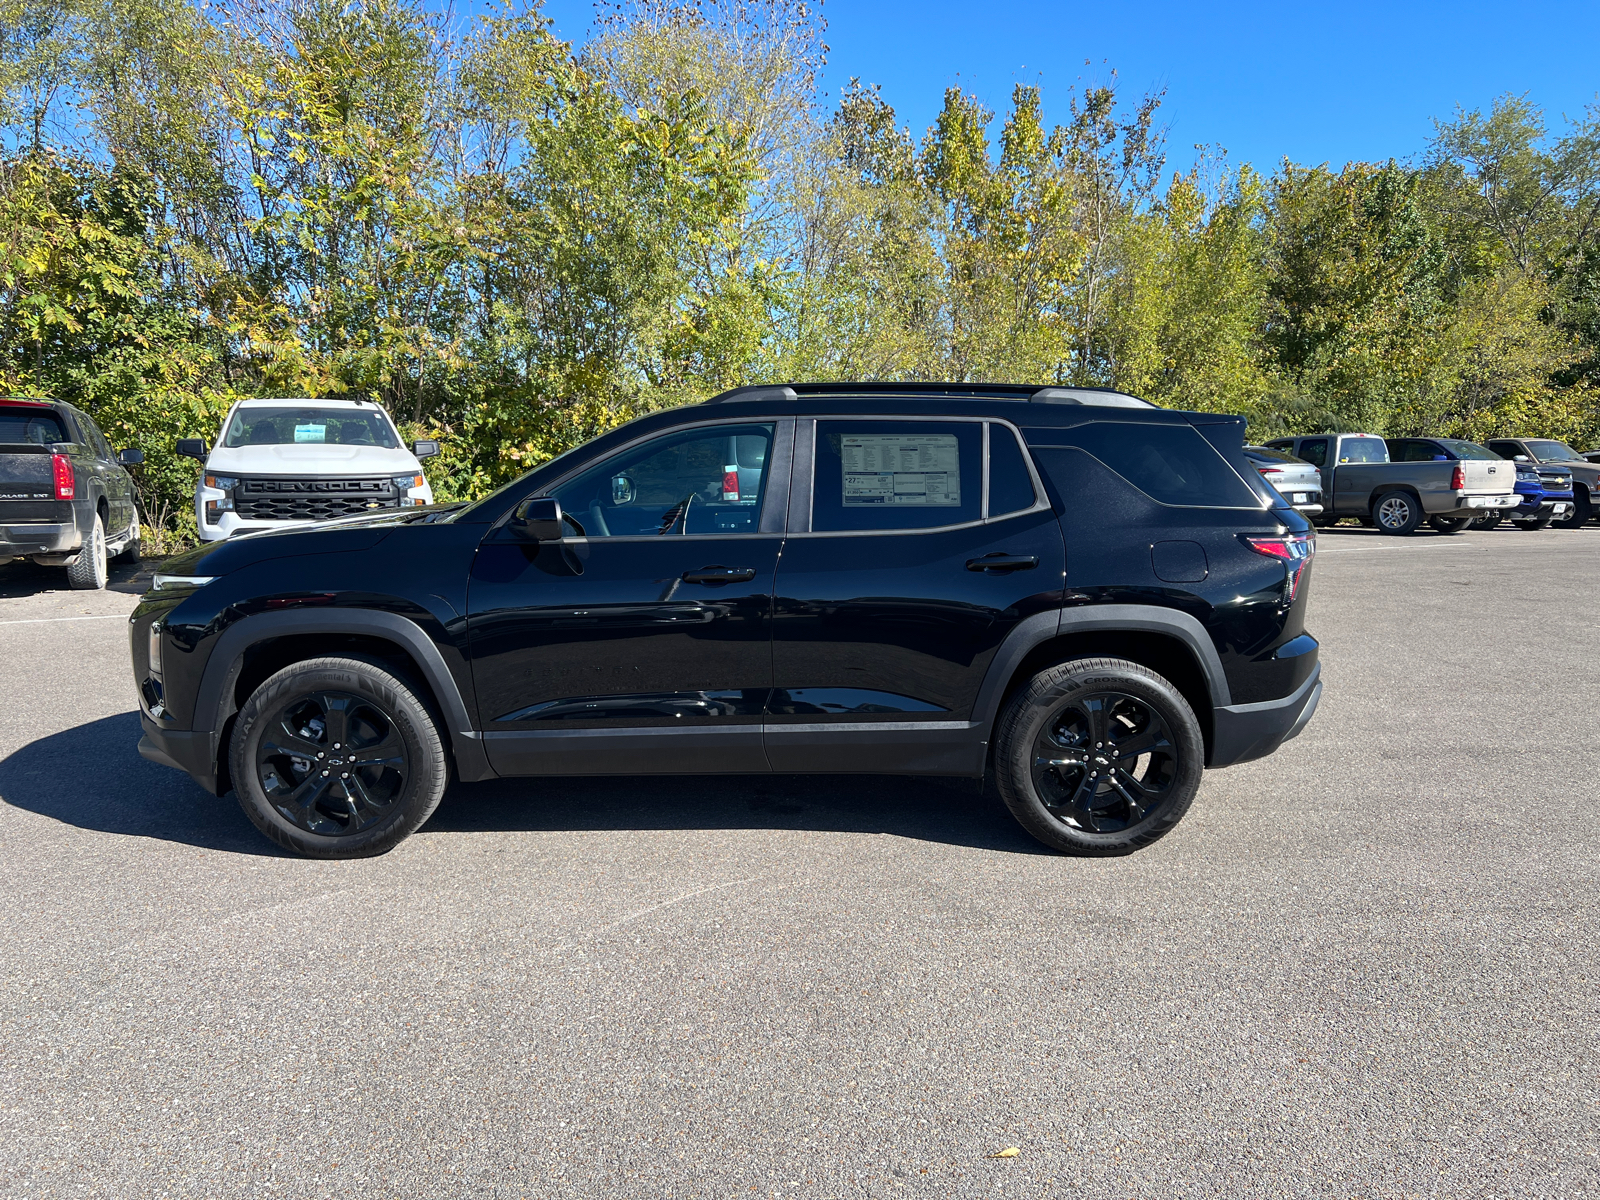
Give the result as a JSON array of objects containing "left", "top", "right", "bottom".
[
  {"left": 66, "top": 515, "right": 109, "bottom": 590},
  {"left": 1474, "top": 511, "right": 1504, "bottom": 530},
  {"left": 229, "top": 656, "right": 449, "bottom": 859},
  {"left": 993, "top": 657, "right": 1204, "bottom": 856},
  {"left": 1513, "top": 512, "right": 1555, "bottom": 531},
  {"left": 116, "top": 514, "right": 141, "bottom": 563},
  {"left": 1429, "top": 516, "right": 1472, "bottom": 534},
  {"left": 1373, "top": 491, "right": 1422, "bottom": 535},
  {"left": 1554, "top": 490, "right": 1592, "bottom": 529}
]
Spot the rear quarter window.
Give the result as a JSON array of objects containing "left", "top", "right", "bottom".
[{"left": 1037, "top": 422, "right": 1259, "bottom": 508}]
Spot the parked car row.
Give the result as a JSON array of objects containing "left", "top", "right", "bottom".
[{"left": 1245, "top": 432, "right": 1597, "bottom": 534}]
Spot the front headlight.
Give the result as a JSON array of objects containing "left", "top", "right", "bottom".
[
  {"left": 151, "top": 573, "right": 218, "bottom": 591},
  {"left": 204, "top": 475, "right": 238, "bottom": 490},
  {"left": 393, "top": 474, "right": 427, "bottom": 505}
]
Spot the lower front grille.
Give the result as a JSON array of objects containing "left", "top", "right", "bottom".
[{"left": 235, "top": 477, "right": 397, "bottom": 522}]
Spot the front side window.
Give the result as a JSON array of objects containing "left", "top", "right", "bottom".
[
  {"left": 1298, "top": 438, "right": 1328, "bottom": 467},
  {"left": 813, "top": 420, "right": 982, "bottom": 531},
  {"left": 223, "top": 406, "right": 400, "bottom": 449},
  {"left": 549, "top": 423, "right": 774, "bottom": 537}
]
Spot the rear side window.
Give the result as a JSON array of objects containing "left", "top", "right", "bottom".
[
  {"left": 1298, "top": 438, "right": 1328, "bottom": 467},
  {"left": 1047, "top": 422, "right": 1259, "bottom": 508},
  {"left": 0, "top": 407, "right": 68, "bottom": 444},
  {"left": 987, "top": 424, "right": 1038, "bottom": 517},
  {"left": 813, "top": 420, "right": 982, "bottom": 531}
]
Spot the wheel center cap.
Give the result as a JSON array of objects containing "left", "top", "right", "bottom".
[{"left": 1092, "top": 755, "right": 1110, "bottom": 768}]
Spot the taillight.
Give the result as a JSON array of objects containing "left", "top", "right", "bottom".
[
  {"left": 1257, "top": 467, "right": 1283, "bottom": 477},
  {"left": 1242, "top": 532, "right": 1316, "bottom": 604},
  {"left": 51, "top": 452, "right": 74, "bottom": 500},
  {"left": 722, "top": 466, "right": 740, "bottom": 502},
  {"left": 1450, "top": 464, "right": 1465, "bottom": 490}
]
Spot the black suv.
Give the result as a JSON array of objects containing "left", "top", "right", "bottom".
[{"left": 131, "top": 383, "right": 1321, "bottom": 859}]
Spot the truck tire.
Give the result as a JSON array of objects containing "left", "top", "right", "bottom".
[
  {"left": 1429, "top": 516, "right": 1472, "bottom": 534},
  {"left": 993, "top": 657, "right": 1204, "bottom": 857},
  {"left": 1473, "top": 511, "right": 1504, "bottom": 530},
  {"left": 66, "top": 515, "right": 108, "bottom": 590},
  {"left": 1513, "top": 511, "right": 1555, "bottom": 531},
  {"left": 115, "top": 514, "right": 141, "bottom": 563},
  {"left": 1373, "top": 491, "right": 1422, "bottom": 535},
  {"left": 1554, "top": 489, "right": 1592, "bottom": 529},
  {"left": 229, "top": 656, "right": 449, "bottom": 859}
]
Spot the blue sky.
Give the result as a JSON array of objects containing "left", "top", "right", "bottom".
[{"left": 528, "top": 0, "right": 1600, "bottom": 174}]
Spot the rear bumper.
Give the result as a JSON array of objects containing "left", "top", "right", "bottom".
[
  {"left": 1444, "top": 493, "right": 1519, "bottom": 514},
  {"left": 139, "top": 715, "right": 223, "bottom": 795},
  {"left": 1208, "top": 662, "right": 1322, "bottom": 768},
  {"left": 0, "top": 521, "right": 79, "bottom": 556}
]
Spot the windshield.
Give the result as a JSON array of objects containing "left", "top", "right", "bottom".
[
  {"left": 1338, "top": 437, "right": 1388, "bottom": 463},
  {"left": 0, "top": 406, "right": 68, "bottom": 444},
  {"left": 1526, "top": 439, "right": 1583, "bottom": 462},
  {"left": 1437, "top": 439, "right": 1501, "bottom": 460},
  {"left": 222, "top": 405, "right": 399, "bottom": 449}
]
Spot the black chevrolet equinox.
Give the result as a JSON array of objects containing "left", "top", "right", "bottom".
[{"left": 131, "top": 383, "right": 1321, "bottom": 859}]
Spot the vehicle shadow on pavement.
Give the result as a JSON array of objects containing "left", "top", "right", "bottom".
[
  {"left": 2, "top": 713, "right": 1048, "bottom": 856},
  {"left": 0, "top": 711, "right": 283, "bottom": 855},
  {"left": 426, "top": 773, "right": 1053, "bottom": 855},
  {"left": 0, "top": 557, "right": 155, "bottom": 597}
]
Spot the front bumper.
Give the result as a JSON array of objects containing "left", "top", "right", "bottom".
[
  {"left": 1209, "top": 662, "right": 1323, "bottom": 768},
  {"left": 139, "top": 714, "right": 224, "bottom": 795},
  {"left": 0, "top": 521, "right": 80, "bottom": 557}
]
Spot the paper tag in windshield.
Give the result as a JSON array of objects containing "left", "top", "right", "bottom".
[
  {"left": 841, "top": 434, "right": 959, "bottom": 506},
  {"left": 294, "top": 424, "right": 326, "bottom": 443}
]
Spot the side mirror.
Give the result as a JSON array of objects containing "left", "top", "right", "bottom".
[
  {"left": 412, "top": 439, "right": 439, "bottom": 460},
  {"left": 510, "top": 497, "right": 565, "bottom": 541},
  {"left": 176, "top": 438, "right": 207, "bottom": 460},
  {"left": 1513, "top": 455, "right": 1530, "bottom": 462},
  {"left": 611, "top": 474, "right": 635, "bottom": 505},
  {"left": 117, "top": 448, "right": 144, "bottom": 466}
]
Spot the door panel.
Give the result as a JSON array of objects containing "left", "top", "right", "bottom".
[{"left": 465, "top": 419, "right": 786, "bottom": 776}]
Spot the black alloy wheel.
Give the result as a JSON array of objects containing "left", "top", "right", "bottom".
[
  {"left": 254, "top": 689, "right": 407, "bottom": 836},
  {"left": 1030, "top": 692, "right": 1179, "bottom": 833},
  {"left": 230, "top": 656, "right": 449, "bottom": 858},
  {"left": 1554, "top": 490, "right": 1593, "bottom": 529},
  {"left": 994, "top": 657, "right": 1204, "bottom": 856}
]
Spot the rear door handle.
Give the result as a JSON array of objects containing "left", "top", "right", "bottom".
[
  {"left": 682, "top": 566, "right": 758, "bottom": 585},
  {"left": 966, "top": 554, "right": 1038, "bottom": 573}
]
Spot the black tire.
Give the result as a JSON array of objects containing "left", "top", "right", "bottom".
[
  {"left": 1372, "top": 491, "right": 1422, "bottom": 535},
  {"left": 116, "top": 514, "right": 141, "bottom": 563},
  {"left": 1474, "top": 511, "right": 1504, "bottom": 530},
  {"left": 1513, "top": 511, "right": 1555, "bottom": 531},
  {"left": 66, "top": 514, "right": 108, "bottom": 589},
  {"left": 229, "top": 656, "right": 449, "bottom": 858},
  {"left": 993, "top": 657, "right": 1204, "bottom": 857},
  {"left": 1554, "top": 489, "right": 1592, "bottom": 529},
  {"left": 1429, "top": 516, "right": 1472, "bottom": 535}
]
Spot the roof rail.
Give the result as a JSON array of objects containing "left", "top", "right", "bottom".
[
  {"left": 1029, "top": 386, "right": 1155, "bottom": 409},
  {"left": 701, "top": 385, "right": 799, "bottom": 404}
]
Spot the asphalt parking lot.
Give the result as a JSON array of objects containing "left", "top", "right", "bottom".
[{"left": 2, "top": 525, "right": 1598, "bottom": 1199}]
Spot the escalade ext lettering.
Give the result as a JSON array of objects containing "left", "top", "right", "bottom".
[{"left": 131, "top": 382, "right": 1322, "bottom": 860}]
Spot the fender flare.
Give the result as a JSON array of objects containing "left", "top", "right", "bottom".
[
  {"left": 191, "top": 608, "right": 492, "bottom": 782},
  {"left": 969, "top": 605, "right": 1232, "bottom": 737}
]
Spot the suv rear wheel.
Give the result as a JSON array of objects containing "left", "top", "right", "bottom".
[
  {"left": 993, "top": 657, "right": 1204, "bottom": 856},
  {"left": 66, "top": 514, "right": 108, "bottom": 590},
  {"left": 229, "top": 656, "right": 449, "bottom": 858}
]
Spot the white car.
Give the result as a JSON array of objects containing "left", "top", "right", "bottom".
[{"left": 177, "top": 398, "right": 438, "bottom": 542}]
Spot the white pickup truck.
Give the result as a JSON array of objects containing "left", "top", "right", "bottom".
[{"left": 177, "top": 398, "right": 438, "bottom": 542}]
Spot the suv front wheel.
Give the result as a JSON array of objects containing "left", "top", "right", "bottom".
[
  {"left": 993, "top": 658, "right": 1204, "bottom": 856},
  {"left": 229, "top": 657, "right": 449, "bottom": 858}
]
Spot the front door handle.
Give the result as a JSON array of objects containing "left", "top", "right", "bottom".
[
  {"left": 682, "top": 566, "right": 757, "bottom": 585},
  {"left": 966, "top": 553, "right": 1038, "bottom": 573}
]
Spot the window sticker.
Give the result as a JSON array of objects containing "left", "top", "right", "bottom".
[
  {"left": 841, "top": 434, "right": 960, "bottom": 506},
  {"left": 294, "top": 423, "right": 326, "bottom": 443}
]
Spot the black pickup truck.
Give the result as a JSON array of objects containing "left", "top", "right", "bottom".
[{"left": 0, "top": 399, "right": 143, "bottom": 589}]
